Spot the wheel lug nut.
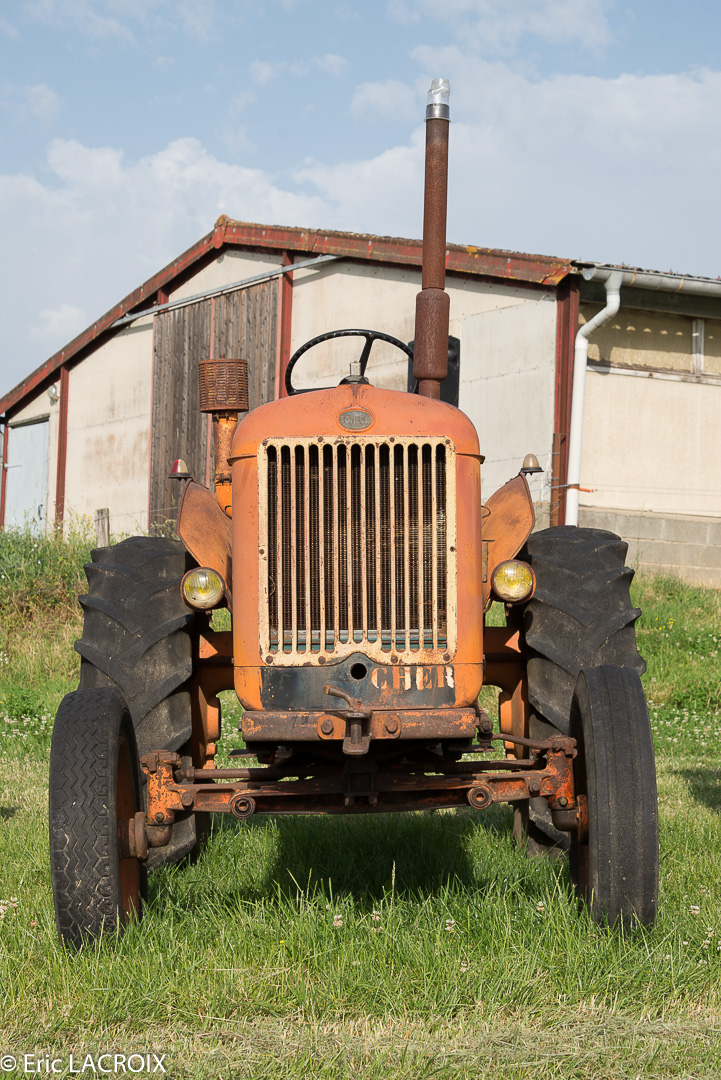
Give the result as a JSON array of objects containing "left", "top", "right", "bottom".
[{"left": 155, "top": 811, "right": 164, "bottom": 823}]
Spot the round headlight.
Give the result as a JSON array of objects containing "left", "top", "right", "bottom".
[
  {"left": 181, "top": 567, "right": 225, "bottom": 610},
  {"left": 490, "top": 560, "right": 535, "bottom": 603}
]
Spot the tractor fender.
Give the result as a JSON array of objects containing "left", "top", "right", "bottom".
[
  {"left": 482, "top": 473, "right": 535, "bottom": 606},
  {"left": 177, "top": 481, "right": 233, "bottom": 609}
]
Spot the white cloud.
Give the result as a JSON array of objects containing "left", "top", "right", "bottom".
[
  {"left": 351, "top": 79, "right": 418, "bottom": 123},
  {"left": 1, "top": 83, "right": 61, "bottom": 124},
  {"left": 388, "top": 0, "right": 613, "bottom": 53},
  {"left": 251, "top": 53, "right": 348, "bottom": 85},
  {"left": 24, "top": 0, "right": 137, "bottom": 41},
  {"left": 0, "top": 136, "right": 328, "bottom": 389},
  {"left": 21, "top": 0, "right": 224, "bottom": 42},
  {"left": 314, "top": 53, "right": 347, "bottom": 77},
  {"left": 250, "top": 60, "right": 281, "bottom": 85},
  {"left": 407, "top": 47, "right": 721, "bottom": 270},
  {"left": 4, "top": 50, "right": 721, "bottom": 393}
]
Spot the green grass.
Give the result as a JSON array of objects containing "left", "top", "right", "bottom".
[{"left": 0, "top": 550, "right": 720, "bottom": 1078}]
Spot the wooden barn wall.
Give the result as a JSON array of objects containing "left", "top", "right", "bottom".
[
  {"left": 213, "top": 278, "right": 278, "bottom": 410},
  {"left": 150, "top": 300, "right": 211, "bottom": 530},
  {"left": 149, "top": 280, "right": 278, "bottom": 529}
]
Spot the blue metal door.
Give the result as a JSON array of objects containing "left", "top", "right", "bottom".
[{"left": 4, "top": 419, "right": 50, "bottom": 530}]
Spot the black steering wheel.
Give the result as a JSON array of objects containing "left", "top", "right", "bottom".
[{"left": 284, "top": 328, "right": 414, "bottom": 396}]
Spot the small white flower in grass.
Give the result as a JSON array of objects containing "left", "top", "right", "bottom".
[
  {"left": 445, "top": 918, "right": 455, "bottom": 932},
  {"left": 536, "top": 901, "right": 545, "bottom": 912},
  {"left": 333, "top": 914, "right": 343, "bottom": 928},
  {"left": 460, "top": 963, "right": 468, "bottom": 973},
  {"left": 682, "top": 941, "right": 689, "bottom": 946},
  {"left": 371, "top": 910, "right": 381, "bottom": 922},
  {"left": 690, "top": 905, "right": 700, "bottom": 915}
]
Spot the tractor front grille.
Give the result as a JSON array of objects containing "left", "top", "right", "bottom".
[{"left": 258, "top": 437, "right": 457, "bottom": 663}]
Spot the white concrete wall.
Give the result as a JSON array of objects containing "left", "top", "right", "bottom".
[
  {"left": 454, "top": 296, "right": 557, "bottom": 504},
  {"left": 169, "top": 247, "right": 283, "bottom": 303},
  {"left": 63, "top": 316, "right": 154, "bottom": 536},
  {"left": 580, "top": 369, "right": 721, "bottom": 518}
]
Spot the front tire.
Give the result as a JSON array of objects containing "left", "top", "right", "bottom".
[
  {"left": 569, "top": 666, "right": 658, "bottom": 928},
  {"left": 75, "top": 536, "right": 202, "bottom": 868},
  {"left": 49, "top": 688, "right": 146, "bottom": 947},
  {"left": 514, "top": 525, "right": 646, "bottom": 857}
]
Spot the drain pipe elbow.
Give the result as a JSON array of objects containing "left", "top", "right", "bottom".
[{"left": 564, "top": 271, "right": 623, "bottom": 526}]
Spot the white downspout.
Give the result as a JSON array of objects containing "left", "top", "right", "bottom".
[{"left": 565, "top": 270, "right": 623, "bottom": 526}]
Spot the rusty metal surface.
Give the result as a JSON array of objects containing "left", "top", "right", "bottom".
[
  {"left": 481, "top": 473, "right": 535, "bottom": 606},
  {"left": 139, "top": 732, "right": 579, "bottom": 824},
  {"left": 241, "top": 706, "right": 478, "bottom": 743},
  {"left": 215, "top": 222, "right": 574, "bottom": 288},
  {"left": 211, "top": 414, "right": 238, "bottom": 511},
  {"left": 483, "top": 623, "right": 530, "bottom": 758},
  {"left": 414, "top": 115, "right": 450, "bottom": 398},
  {"left": 421, "top": 118, "right": 449, "bottom": 292},
  {"left": 177, "top": 480, "right": 233, "bottom": 602},
  {"left": 231, "top": 383, "right": 484, "bottom": 712},
  {"left": 414, "top": 289, "right": 450, "bottom": 394},
  {"left": 198, "top": 358, "right": 249, "bottom": 413}
]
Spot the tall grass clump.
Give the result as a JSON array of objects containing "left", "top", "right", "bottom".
[{"left": 0, "top": 521, "right": 94, "bottom": 731}]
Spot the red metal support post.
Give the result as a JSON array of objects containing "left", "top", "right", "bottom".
[
  {"left": 278, "top": 252, "right": 294, "bottom": 399},
  {"left": 54, "top": 365, "right": 70, "bottom": 528},
  {"left": 551, "top": 277, "right": 580, "bottom": 526}
]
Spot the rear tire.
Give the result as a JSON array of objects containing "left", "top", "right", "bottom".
[
  {"left": 49, "top": 688, "right": 146, "bottom": 947},
  {"left": 514, "top": 525, "right": 645, "bottom": 856},
  {"left": 75, "top": 536, "right": 202, "bottom": 868},
  {"left": 569, "top": 666, "right": 658, "bottom": 928}
]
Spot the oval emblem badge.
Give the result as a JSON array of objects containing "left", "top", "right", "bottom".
[{"left": 338, "top": 408, "right": 374, "bottom": 431}]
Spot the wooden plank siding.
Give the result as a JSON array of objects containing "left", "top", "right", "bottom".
[
  {"left": 213, "top": 278, "right": 278, "bottom": 411},
  {"left": 149, "top": 280, "right": 278, "bottom": 530}
]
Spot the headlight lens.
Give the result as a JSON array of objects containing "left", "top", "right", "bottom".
[
  {"left": 490, "top": 560, "right": 535, "bottom": 603},
  {"left": 181, "top": 567, "right": 225, "bottom": 609}
]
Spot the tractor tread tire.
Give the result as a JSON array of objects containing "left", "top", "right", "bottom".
[
  {"left": 571, "top": 666, "right": 659, "bottom": 928},
  {"left": 522, "top": 525, "right": 645, "bottom": 736},
  {"left": 75, "top": 536, "right": 202, "bottom": 869},
  {"left": 49, "top": 687, "right": 146, "bottom": 948},
  {"left": 76, "top": 537, "right": 194, "bottom": 756}
]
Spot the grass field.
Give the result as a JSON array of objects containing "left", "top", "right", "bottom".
[{"left": 0, "top": 527, "right": 720, "bottom": 1078}]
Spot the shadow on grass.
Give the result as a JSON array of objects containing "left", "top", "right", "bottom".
[
  {"left": 149, "top": 803, "right": 566, "bottom": 915},
  {"left": 677, "top": 766, "right": 721, "bottom": 814},
  {"left": 0, "top": 805, "right": 18, "bottom": 821}
]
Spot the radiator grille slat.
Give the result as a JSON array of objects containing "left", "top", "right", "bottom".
[{"left": 260, "top": 437, "right": 456, "bottom": 662}]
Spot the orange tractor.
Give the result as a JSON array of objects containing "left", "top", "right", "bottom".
[{"left": 49, "top": 80, "right": 658, "bottom": 947}]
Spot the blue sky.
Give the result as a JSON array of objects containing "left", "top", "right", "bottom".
[{"left": 2, "top": 0, "right": 721, "bottom": 394}]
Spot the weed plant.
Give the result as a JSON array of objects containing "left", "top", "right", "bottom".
[
  {"left": 0, "top": 522, "right": 92, "bottom": 719},
  {"left": 0, "top": 550, "right": 719, "bottom": 1078}
]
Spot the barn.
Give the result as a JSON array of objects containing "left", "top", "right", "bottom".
[{"left": 1, "top": 218, "right": 720, "bottom": 584}]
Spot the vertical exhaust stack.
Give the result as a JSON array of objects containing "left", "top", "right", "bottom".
[
  {"left": 413, "top": 78, "right": 451, "bottom": 400},
  {"left": 198, "top": 357, "right": 249, "bottom": 517}
]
